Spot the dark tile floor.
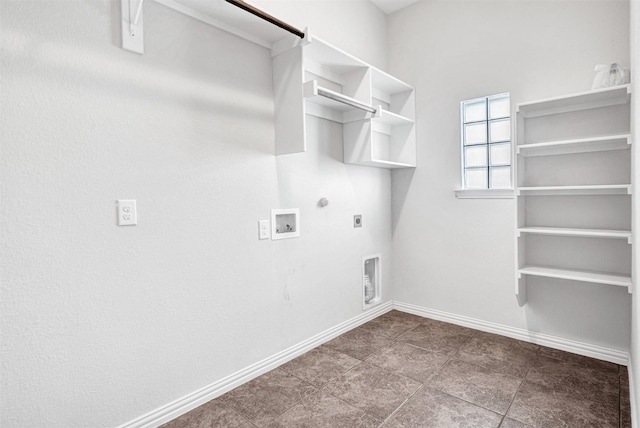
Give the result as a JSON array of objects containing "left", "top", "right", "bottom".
[{"left": 162, "top": 310, "right": 632, "bottom": 428}]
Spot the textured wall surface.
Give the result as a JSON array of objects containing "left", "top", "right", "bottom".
[
  {"left": 0, "top": 1, "right": 389, "bottom": 426},
  {"left": 2, "top": 0, "right": 635, "bottom": 427},
  {"left": 388, "top": 0, "right": 632, "bottom": 351}
]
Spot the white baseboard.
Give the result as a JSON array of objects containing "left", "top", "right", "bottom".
[
  {"left": 393, "top": 301, "right": 629, "bottom": 365},
  {"left": 629, "top": 361, "right": 638, "bottom": 428},
  {"left": 116, "top": 301, "right": 393, "bottom": 428}
]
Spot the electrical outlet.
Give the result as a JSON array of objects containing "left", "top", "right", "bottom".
[
  {"left": 258, "top": 220, "right": 270, "bottom": 240},
  {"left": 117, "top": 200, "right": 137, "bottom": 226},
  {"left": 354, "top": 214, "right": 362, "bottom": 228}
]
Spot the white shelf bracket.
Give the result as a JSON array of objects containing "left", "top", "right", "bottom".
[
  {"left": 121, "top": 0, "right": 145, "bottom": 54},
  {"left": 516, "top": 272, "right": 527, "bottom": 306}
]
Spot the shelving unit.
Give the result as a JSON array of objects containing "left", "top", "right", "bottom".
[
  {"left": 514, "top": 85, "right": 632, "bottom": 305},
  {"left": 272, "top": 32, "right": 416, "bottom": 168}
]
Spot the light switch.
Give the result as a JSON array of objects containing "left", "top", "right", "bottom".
[{"left": 118, "top": 200, "right": 137, "bottom": 226}]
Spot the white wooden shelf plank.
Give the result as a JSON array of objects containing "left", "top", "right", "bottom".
[
  {"left": 517, "top": 134, "right": 631, "bottom": 157},
  {"left": 371, "top": 68, "right": 413, "bottom": 94},
  {"left": 304, "top": 36, "right": 367, "bottom": 72},
  {"left": 374, "top": 109, "right": 414, "bottom": 126},
  {"left": 517, "top": 184, "right": 632, "bottom": 196},
  {"left": 518, "top": 265, "right": 631, "bottom": 287},
  {"left": 351, "top": 159, "right": 416, "bottom": 169},
  {"left": 516, "top": 85, "right": 631, "bottom": 118},
  {"left": 518, "top": 227, "right": 631, "bottom": 240}
]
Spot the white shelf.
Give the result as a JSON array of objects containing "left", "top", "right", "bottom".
[
  {"left": 361, "top": 159, "right": 416, "bottom": 169},
  {"left": 303, "top": 35, "right": 367, "bottom": 74},
  {"left": 517, "top": 184, "right": 631, "bottom": 196},
  {"left": 518, "top": 227, "right": 631, "bottom": 240},
  {"left": 374, "top": 109, "right": 414, "bottom": 126},
  {"left": 514, "top": 85, "right": 632, "bottom": 305},
  {"left": 274, "top": 34, "right": 416, "bottom": 168},
  {"left": 518, "top": 265, "right": 631, "bottom": 288},
  {"left": 516, "top": 85, "right": 631, "bottom": 118},
  {"left": 371, "top": 68, "right": 413, "bottom": 97},
  {"left": 517, "top": 134, "right": 631, "bottom": 157}
]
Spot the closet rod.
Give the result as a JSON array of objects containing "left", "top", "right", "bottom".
[
  {"left": 225, "top": 0, "right": 305, "bottom": 39},
  {"left": 317, "top": 87, "right": 377, "bottom": 114}
]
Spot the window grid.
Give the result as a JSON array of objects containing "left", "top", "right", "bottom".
[{"left": 461, "top": 94, "right": 511, "bottom": 189}]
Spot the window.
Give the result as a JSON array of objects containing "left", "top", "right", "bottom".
[{"left": 461, "top": 93, "right": 512, "bottom": 189}]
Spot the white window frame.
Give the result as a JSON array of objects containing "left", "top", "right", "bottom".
[{"left": 455, "top": 92, "right": 514, "bottom": 199}]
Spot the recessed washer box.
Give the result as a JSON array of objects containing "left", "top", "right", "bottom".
[
  {"left": 363, "top": 254, "right": 381, "bottom": 310},
  {"left": 271, "top": 208, "right": 300, "bottom": 240}
]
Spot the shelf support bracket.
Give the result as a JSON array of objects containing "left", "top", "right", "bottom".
[{"left": 121, "top": 0, "right": 145, "bottom": 54}]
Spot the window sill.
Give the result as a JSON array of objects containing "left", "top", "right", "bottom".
[{"left": 454, "top": 188, "right": 515, "bottom": 199}]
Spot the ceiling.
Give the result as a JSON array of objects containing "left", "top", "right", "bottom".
[{"left": 369, "top": 0, "right": 419, "bottom": 15}]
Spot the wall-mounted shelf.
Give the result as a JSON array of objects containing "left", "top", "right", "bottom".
[
  {"left": 517, "top": 184, "right": 632, "bottom": 196},
  {"left": 273, "top": 32, "right": 416, "bottom": 168},
  {"left": 514, "top": 85, "right": 633, "bottom": 306},
  {"left": 518, "top": 227, "right": 631, "bottom": 241},
  {"left": 374, "top": 109, "right": 414, "bottom": 126},
  {"left": 516, "top": 85, "right": 631, "bottom": 118},
  {"left": 517, "top": 134, "right": 631, "bottom": 157},
  {"left": 518, "top": 265, "right": 632, "bottom": 289}
]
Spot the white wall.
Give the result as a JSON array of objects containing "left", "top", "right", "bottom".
[
  {"left": 0, "top": 1, "right": 389, "bottom": 426},
  {"left": 388, "top": 1, "right": 632, "bottom": 350}
]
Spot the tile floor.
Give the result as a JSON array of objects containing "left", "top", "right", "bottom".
[{"left": 162, "top": 310, "right": 632, "bottom": 428}]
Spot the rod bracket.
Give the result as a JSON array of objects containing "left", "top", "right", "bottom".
[{"left": 121, "top": 0, "right": 145, "bottom": 54}]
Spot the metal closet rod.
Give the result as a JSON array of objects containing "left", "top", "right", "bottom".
[
  {"left": 317, "top": 87, "right": 377, "bottom": 114},
  {"left": 225, "top": 0, "right": 305, "bottom": 39}
]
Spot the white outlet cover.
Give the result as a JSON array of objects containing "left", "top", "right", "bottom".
[
  {"left": 258, "top": 220, "right": 270, "bottom": 240},
  {"left": 117, "top": 200, "right": 137, "bottom": 226}
]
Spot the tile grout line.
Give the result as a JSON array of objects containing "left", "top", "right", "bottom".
[
  {"left": 379, "top": 321, "right": 478, "bottom": 426},
  {"left": 498, "top": 376, "right": 527, "bottom": 427},
  {"left": 278, "top": 317, "right": 428, "bottom": 426},
  {"left": 212, "top": 402, "right": 260, "bottom": 428},
  {"left": 421, "top": 328, "right": 529, "bottom": 425},
  {"left": 373, "top": 315, "right": 445, "bottom": 426},
  {"left": 377, "top": 325, "right": 449, "bottom": 427}
]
